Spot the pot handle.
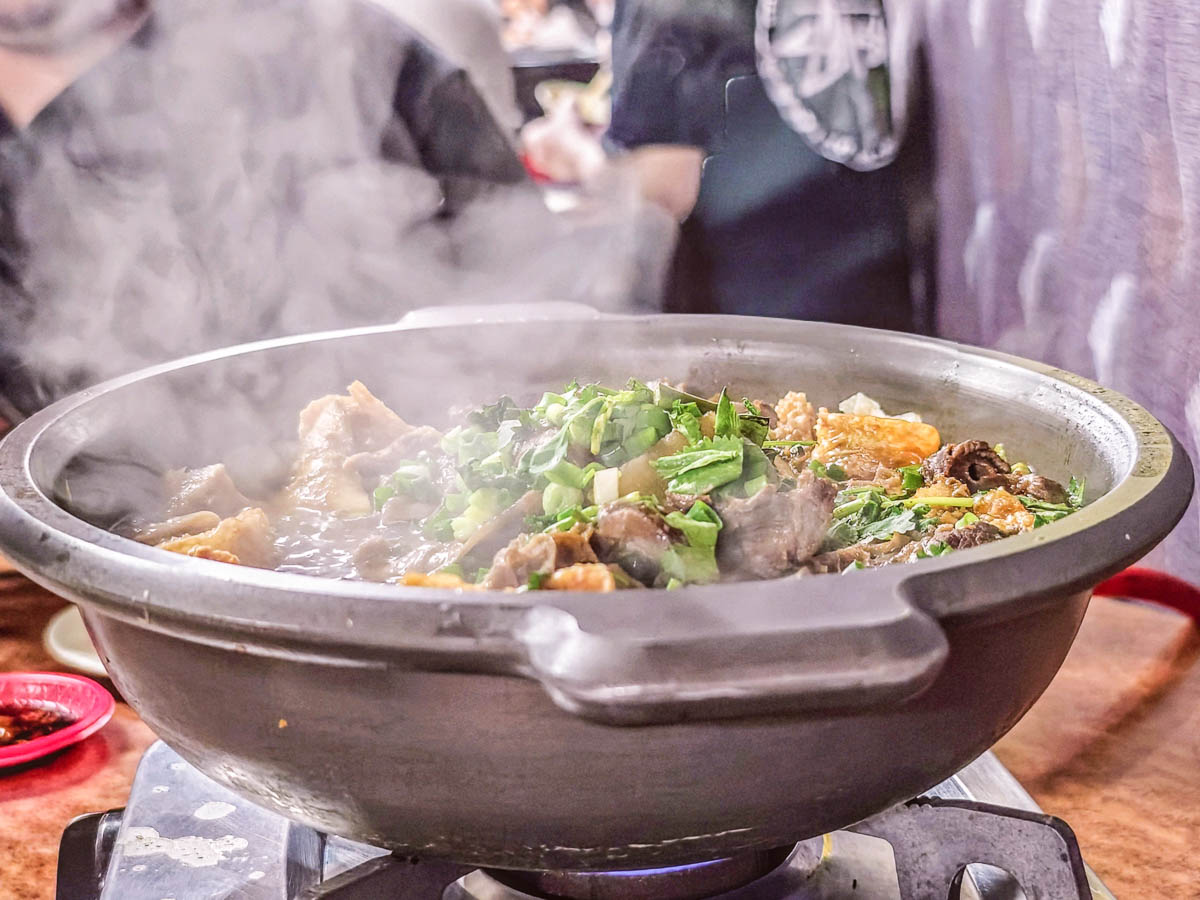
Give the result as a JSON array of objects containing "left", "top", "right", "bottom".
[
  {"left": 396, "top": 302, "right": 604, "bottom": 329},
  {"left": 512, "top": 576, "right": 948, "bottom": 725}
]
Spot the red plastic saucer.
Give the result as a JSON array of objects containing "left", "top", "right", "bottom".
[{"left": 0, "top": 672, "right": 115, "bottom": 768}]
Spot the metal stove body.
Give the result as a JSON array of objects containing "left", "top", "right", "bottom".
[{"left": 58, "top": 742, "right": 1115, "bottom": 900}]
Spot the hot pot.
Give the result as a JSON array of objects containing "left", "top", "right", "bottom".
[{"left": 0, "top": 311, "right": 1190, "bottom": 870}]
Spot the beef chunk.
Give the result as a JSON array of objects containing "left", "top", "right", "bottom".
[
  {"left": 715, "top": 473, "right": 837, "bottom": 579},
  {"left": 942, "top": 521, "right": 1004, "bottom": 550},
  {"left": 480, "top": 529, "right": 599, "bottom": 590},
  {"left": 894, "top": 521, "right": 1004, "bottom": 562},
  {"left": 1007, "top": 473, "right": 1068, "bottom": 504},
  {"left": 923, "top": 442, "right": 1069, "bottom": 503},
  {"left": 591, "top": 502, "right": 676, "bottom": 585},
  {"left": 922, "top": 441, "right": 1010, "bottom": 492},
  {"left": 164, "top": 464, "right": 253, "bottom": 518},
  {"left": 808, "top": 544, "right": 873, "bottom": 574},
  {"left": 550, "top": 528, "right": 600, "bottom": 568},
  {"left": 344, "top": 426, "right": 442, "bottom": 480},
  {"left": 481, "top": 533, "right": 558, "bottom": 590}
]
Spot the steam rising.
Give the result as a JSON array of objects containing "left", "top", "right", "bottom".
[{"left": 3, "top": 0, "right": 671, "bottom": 412}]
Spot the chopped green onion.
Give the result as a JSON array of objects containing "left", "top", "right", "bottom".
[
  {"left": 1010, "top": 462, "right": 1031, "bottom": 476},
  {"left": 763, "top": 440, "right": 816, "bottom": 448},
  {"left": 621, "top": 425, "right": 661, "bottom": 460},
  {"left": 589, "top": 402, "right": 613, "bottom": 455},
  {"left": 839, "top": 485, "right": 886, "bottom": 496},
  {"left": 527, "top": 571, "right": 546, "bottom": 590},
  {"left": 842, "top": 561, "right": 866, "bottom": 573},
  {"left": 956, "top": 511, "right": 980, "bottom": 529},
  {"left": 423, "top": 494, "right": 467, "bottom": 541},
  {"left": 834, "top": 496, "right": 871, "bottom": 519},
  {"left": 593, "top": 467, "right": 621, "bottom": 505},
  {"left": 898, "top": 464, "right": 924, "bottom": 492},
  {"left": 373, "top": 484, "right": 396, "bottom": 509},
  {"left": 565, "top": 396, "right": 606, "bottom": 446},
  {"left": 901, "top": 496, "right": 975, "bottom": 508},
  {"left": 665, "top": 577, "right": 684, "bottom": 590},
  {"left": 543, "top": 460, "right": 598, "bottom": 489},
  {"left": 450, "top": 516, "right": 479, "bottom": 542},
  {"left": 993, "top": 443, "right": 1007, "bottom": 461},
  {"left": 535, "top": 504, "right": 600, "bottom": 533},
  {"left": 809, "top": 459, "right": 847, "bottom": 481},
  {"left": 543, "top": 483, "right": 583, "bottom": 517},
  {"left": 916, "top": 541, "right": 952, "bottom": 559}
]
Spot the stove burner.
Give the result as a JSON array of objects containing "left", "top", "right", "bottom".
[
  {"left": 56, "top": 742, "right": 1112, "bottom": 900},
  {"left": 484, "top": 847, "right": 795, "bottom": 900}
]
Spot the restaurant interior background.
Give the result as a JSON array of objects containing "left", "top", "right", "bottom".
[{"left": 1, "top": 0, "right": 1199, "bottom": 898}]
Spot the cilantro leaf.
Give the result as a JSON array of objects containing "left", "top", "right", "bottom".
[
  {"left": 669, "top": 400, "right": 703, "bottom": 444},
  {"left": 916, "top": 541, "right": 953, "bottom": 559},
  {"left": 468, "top": 396, "right": 522, "bottom": 430},
  {"left": 523, "top": 429, "right": 569, "bottom": 476},
  {"left": 651, "top": 436, "right": 745, "bottom": 495},
  {"left": 664, "top": 500, "right": 723, "bottom": 549},
  {"left": 737, "top": 414, "right": 770, "bottom": 447},
  {"left": 822, "top": 519, "right": 860, "bottom": 551},
  {"left": 899, "top": 464, "right": 924, "bottom": 492},
  {"left": 730, "top": 443, "right": 771, "bottom": 498},
  {"left": 714, "top": 389, "right": 739, "bottom": 439},
  {"left": 653, "top": 382, "right": 718, "bottom": 413},
  {"left": 1067, "top": 476, "right": 1086, "bottom": 508},
  {"left": 1017, "top": 496, "right": 1073, "bottom": 512},
  {"left": 859, "top": 507, "right": 921, "bottom": 541},
  {"left": 660, "top": 544, "right": 720, "bottom": 585}
]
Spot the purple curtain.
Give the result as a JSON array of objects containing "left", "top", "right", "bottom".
[{"left": 925, "top": 0, "right": 1200, "bottom": 583}]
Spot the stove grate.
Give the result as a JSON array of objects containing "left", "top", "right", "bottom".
[{"left": 55, "top": 742, "right": 1099, "bottom": 900}]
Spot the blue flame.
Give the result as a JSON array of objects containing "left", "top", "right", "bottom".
[{"left": 600, "top": 858, "right": 732, "bottom": 877}]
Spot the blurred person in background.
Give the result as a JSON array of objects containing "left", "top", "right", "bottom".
[
  {"left": 0, "top": 0, "right": 595, "bottom": 425},
  {"left": 379, "top": 0, "right": 521, "bottom": 135},
  {"left": 602, "top": 0, "right": 931, "bottom": 330}
]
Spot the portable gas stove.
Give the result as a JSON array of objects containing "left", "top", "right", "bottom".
[{"left": 58, "top": 742, "right": 1115, "bottom": 900}]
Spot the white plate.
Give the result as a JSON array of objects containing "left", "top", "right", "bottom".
[{"left": 44, "top": 605, "right": 107, "bottom": 678}]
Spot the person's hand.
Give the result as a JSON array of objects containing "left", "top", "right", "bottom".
[
  {"left": 622, "top": 144, "right": 703, "bottom": 222},
  {"left": 520, "top": 96, "right": 607, "bottom": 184}
]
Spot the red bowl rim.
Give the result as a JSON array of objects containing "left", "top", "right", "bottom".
[{"left": 0, "top": 671, "right": 115, "bottom": 767}]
